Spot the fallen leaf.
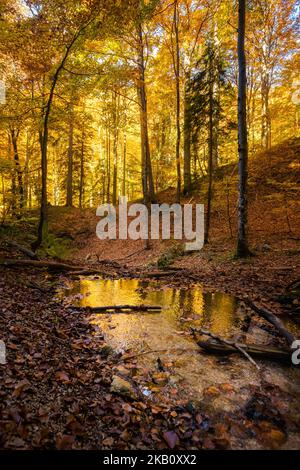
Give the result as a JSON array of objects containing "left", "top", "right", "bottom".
[
  {"left": 55, "top": 371, "right": 71, "bottom": 383},
  {"left": 163, "top": 431, "right": 179, "bottom": 449}
]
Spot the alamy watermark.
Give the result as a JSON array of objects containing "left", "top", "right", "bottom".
[
  {"left": 0, "top": 80, "right": 6, "bottom": 105},
  {"left": 96, "top": 197, "right": 204, "bottom": 251},
  {"left": 0, "top": 340, "right": 6, "bottom": 365},
  {"left": 291, "top": 340, "right": 300, "bottom": 365}
]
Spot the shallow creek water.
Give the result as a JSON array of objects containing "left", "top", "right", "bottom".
[{"left": 60, "top": 277, "right": 300, "bottom": 420}]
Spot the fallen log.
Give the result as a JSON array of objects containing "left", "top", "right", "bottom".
[
  {"left": 197, "top": 339, "right": 291, "bottom": 362},
  {"left": 4, "top": 240, "right": 38, "bottom": 260},
  {"left": 68, "top": 269, "right": 110, "bottom": 276},
  {"left": 74, "top": 304, "right": 162, "bottom": 313},
  {"left": 244, "top": 299, "right": 296, "bottom": 346},
  {"left": 0, "top": 258, "right": 86, "bottom": 272}
]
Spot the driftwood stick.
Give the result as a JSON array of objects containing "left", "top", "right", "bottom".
[
  {"left": 78, "top": 304, "right": 162, "bottom": 313},
  {"left": 244, "top": 299, "right": 295, "bottom": 346},
  {"left": 191, "top": 328, "right": 260, "bottom": 370}
]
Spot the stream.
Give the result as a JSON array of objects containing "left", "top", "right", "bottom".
[{"left": 59, "top": 276, "right": 300, "bottom": 431}]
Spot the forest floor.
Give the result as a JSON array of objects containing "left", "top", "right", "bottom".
[{"left": 0, "top": 139, "right": 300, "bottom": 450}]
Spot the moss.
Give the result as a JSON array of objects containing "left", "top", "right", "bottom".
[
  {"left": 157, "top": 243, "right": 185, "bottom": 269},
  {"left": 37, "top": 233, "right": 72, "bottom": 260}
]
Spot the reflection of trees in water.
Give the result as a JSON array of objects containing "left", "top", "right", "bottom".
[
  {"left": 204, "top": 292, "right": 237, "bottom": 336},
  {"left": 74, "top": 279, "right": 238, "bottom": 340}
]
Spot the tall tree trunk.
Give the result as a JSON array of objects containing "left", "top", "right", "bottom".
[
  {"left": 183, "top": 74, "right": 192, "bottom": 195},
  {"left": 261, "top": 71, "right": 271, "bottom": 149},
  {"left": 106, "top": 128, "right": 111, "bottom": 203},
  {"left": 32, "top": 22, "right": 90, "bottom": 250},
  {"left": 79, "top": 129, "right": 85, "bottom": 208},
  {"left": 212, "top": 22, "right": 220, "bottom": 169},
  {"left": 137, "top": 21, "right": 155, "bottom": 204},
  {"left": 174, "top": 0, "right": 181, "bottom": 202},
  {"left": 10, "top": 128, "right": 24, "bottom": 213},
  {"left": 204, "top": 72, "right": 214, "bottom": 245},
  {"left": 237, "top": 0, "right": 251, "bottom": 257},
  {"left": 7, "top": 132, "right": 16, "bottom": 217},
  {"left": 112, "top": 91, "right": 118, "bottom": 206},
  {"left": 122, "top": 133, "right": 126, "bottom": 196},
  {"left": 66, "top": 106, "right": 74, "bottom": 207},
  {"left": 24, "top": 130, "right": 30, "bottom": 208}
]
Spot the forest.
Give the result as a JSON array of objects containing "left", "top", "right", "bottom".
[{"left": 0, "top": 0, "right": 300, "bottom": 456}]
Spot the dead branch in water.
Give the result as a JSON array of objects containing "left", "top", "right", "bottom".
[
  {"left": 243, "top": 299, "right": 296, "bottom": 346},
  {"left": 191, "top": 328, "right": 261, "bottom": 369}
]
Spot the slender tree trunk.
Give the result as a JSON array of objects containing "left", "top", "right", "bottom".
[
  {"left": 261, "top": 72, "right": 271, "bottom": 149},
  {"left": 122, "top": 133, "right": 126, "bottom": 196},
  {"left": 137, "top": 22, "right": 155, "bottom": 204},
  {"left": 106, "top": 128, "right": 111, "bottom": 203},
  {"left": 66, "top": 106, "right": 74, "bottom": 207},
  {"left": 204, "top": 74, "right": 214, "bottom": 245},
  {"left": 112, "top": 91, "right": 118, "bottom": 206},
  {"left": 10, "top": 128, "right": 24, "bottom": 213},
  {"left": 79, "top": 129, "right": 85, "bottom": 208},
  {"left": 174, "top": 0, "right": 181, "bottom": 202},
  {"left": 212, "top": 22, "right": 220, "bottom": 168},
  {"left": 237, "top": 0, "right": 251, "bottom": 257},
  {"left": 24, "top": 130, "right": 30, "bottom": 208},
  {"left": 183, "top": 74, "right": 192, "bottom": 195},
  {"left": 7, "top": 132, "right": 16, "bottom": 217},
  {"left": 32, "top": 23, "right": 90, "bottom": 250}
]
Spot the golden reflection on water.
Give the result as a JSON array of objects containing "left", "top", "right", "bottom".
[
  {"left": 72, "top": 278, "right": 239, "bottom": 353},
  {"left": 64, "top": 278, "right": 258, "bottom": 400}
]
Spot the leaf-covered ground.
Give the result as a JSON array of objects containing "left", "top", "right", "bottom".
[
  {"left": 0, "top": 140, "right": 299, "bottom": 449},
  {"left": 1, "top": 261, "right": 300, "bottom": 450}
]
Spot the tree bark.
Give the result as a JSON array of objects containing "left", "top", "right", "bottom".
[
  {"left": 183, "top": 75, "right": 192, "bottom": 195},
  {"left": 66, "top": 105, "right": 74, "bottom": 207},
  {"left": 10, "top": 128, "right": 24, "bottom": 213},
  {"left": 137, "top": 21, "right": 155, "bottom": 204},
  {"left": 112, "top": 90, "right": 118, "bottom": 206},
  {"left": 236, "top": 0, "right": 251, "bottom": 257},
  {"left": 122, "top": 133, "right": 127, "bottom": 196},
  {"left": 106, "top": 127, "right": 111, "bottom": 203},
  {"left": 261, "top": 71, "right": 271, "bottom": 149},
  {"left": 174, "top": 0, "right": 181, "bottom": 202},
  {"left": 33, "top": 19, "right": 95, "bottom": 250},
  {"left": 79, "top": 128, "right": 85, "bottom": 208},
  {"left": 204, "top": 67, "right": 214, "bottom": 245}
]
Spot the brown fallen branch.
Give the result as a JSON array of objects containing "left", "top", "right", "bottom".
[
  {"left": 0, "top": 259, "right": 110, "bottom": 276},
  {"left": 0, "top": 258, "right": 89, "bottom": 272},
  {"left": 192, "top": 328, "right": 260, "bottom": 369},
  {"left": 68, "top": 269, "right": 109, "bottom": 276},
  {"left": 197, "top": 339, "right": 291, "bottom": 362},
  {"left": 116, "top": 248, "right": 146, "bottom": 261},
  {"left": 244, "top": 299, "right": 296, "bottom": 346},
  {"left": 76, "top": 304, "right": 162, "bottom": 313},
  {"left": 4, "top": 240, "right": 38, "bottom": 260}
]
